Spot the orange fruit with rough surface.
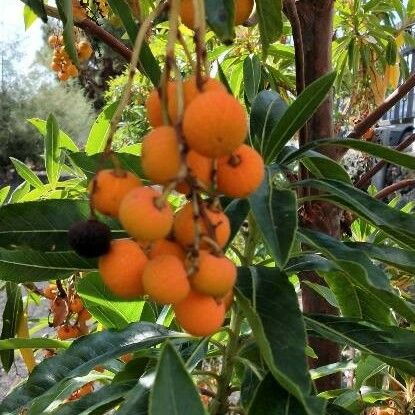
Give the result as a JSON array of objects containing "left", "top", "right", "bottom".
[
  {"left": 149, "top": 239, "right": 186, "bottom": 261},
  {"left": 119, "top": 187, "right": 173, "bottom": 241},
  {"left": 90, "top": 169, "right": 142, "bottom": 217},
  {"left": 145, "top": 82, "right": 178, "bottom": 127},
  {"left": 44, "top": 284, "right": 57, "bottom": 300},
  {"left": 142, "top": 255, "right": 190, "bottom": 304},
  {"left": 69, "top": 296, "right": 84, "bottom": 313},
  {"left": 142, "top": 126, "right": 181, "bottom": 184},
  {"left": 78, "top": 308, "right": 91, "bottom": 321},
  {"left": 183, "top": 91, "right": 247, "bottom": 157},
  {"left": 57, "top": 325, "right": 82, "bottom": 340},
  {"left": 99, "top": 239, "right": 148, "bottom": 299},
  {"left": 174, "top": 291, "right": 225, "bottom": 336},
  {"left": 222, "top": 290, "right": 234, "bottom": 311},
  {"left": 77, "top": 41, "right": 93, "bottom": 61},
  {"left": 217, "top": 144, "right": 264, "bottom": 197},
  {"left": 191, "top": 251, "right": 236, "bottom": 297},
  {"left": 173, "top": 202, "right": 230, "bottom": 248},
  {"left": 183, "top": 76, "right": 225, "bottom": 106}
]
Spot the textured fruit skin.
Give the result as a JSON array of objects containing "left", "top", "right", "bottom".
[
  {"left": 77, "top": 41, "right": 93, "bottom": 61},
  {"left": 191, "top": 251, "right": 236, "bottom": 297},
  {"left": 99, "top": 239, "right": 148, "bottom": 299},
  {"left": 176, "top": 150, "right": 213, "bottom": 194},
  {"left": 149, "top": 239, "right": 186, "bottom": 261},
  {"left": 91, "top": 169, "right": 142, "bottom": 217},
  {"left": 57, "top": 325, "right": 81, "bottom": 340},
  {"left": 142, "top": 126, "right": 181, "bottom": 184},
  {"left": 68, "top": 219, "right": 111, "bottom": 258},
  {"left": 217, "top": 144, "right": 264, "bottom": 198},
  {"left": 174, "top": 291, "right": 225, "bottom": 336},
  {"left": 183, "top": 91, "right": 247, "bottom": 157},
  {"left": 69, "top": 296, "right": 84, "bottom": 313},
  {"left": 119, "top": 187, "right": 173, "bottom": 241},
  {"left": 44, "top": 284, "right": 57, "bottom": 300},
  {"left": 145, "top": 82, "right": 177, "bottom": 127},
  {"left": 143, "top": 255, "right": 190, "bottom": 304},
  {"left": 222, "top": 290, "right": 234, "bottom": 311},
  {"left": 183, "top": 76, "right": 225, "bottom": 106},
  {"left": 173, "top": 202, "right": 230, "bottom": 248},
  {"left": 78, "top": 308, "right": 92, "bottom": 321}
]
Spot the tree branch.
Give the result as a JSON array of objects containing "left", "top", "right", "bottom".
[{"left": 374, "top": 179, "right": 415, "bottom": 200}]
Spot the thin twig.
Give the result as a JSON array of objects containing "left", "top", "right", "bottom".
[{"left": 374, "top": 179, "right": 415, "bottom": 200}]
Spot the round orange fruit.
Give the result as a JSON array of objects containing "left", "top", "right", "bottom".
[{"left": 149, "top": 239, "right": 186, "bottom": 261}]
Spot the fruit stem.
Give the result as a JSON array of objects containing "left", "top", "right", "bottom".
[
  {"left": 192, "top": 0, "right": 208, "bottom": 90},
  {"left": 177, "top": 30, "right": 196, "bottom": 71},
  {"left": 56, "top": 279, "right": 67, "bottom": 298}
]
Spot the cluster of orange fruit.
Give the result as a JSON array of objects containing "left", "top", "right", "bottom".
[
  {"left": 48, "top": 35, "right": 93, "bottom": 81},
  {"left": 44, "top": 284, "right": 91, "bottom": 340},
  {"left": 82, "top": 76, "right": 264, "bottom": 338}
]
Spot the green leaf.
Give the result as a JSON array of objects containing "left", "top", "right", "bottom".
[
  {"left": 282, "top": 138, "right": 415, "bottom": 170},
  {"left": 302, "top": 281, "right": 339, "bottom": 309},
  {"left": 116, "top": 379, "right": 150, "bottom": 415},
  {"left": 299, "top": 229, "right": 415, "bottom": 323},
  {"left": 0, "top": 186, "right": 11, "bottom": 205},
  {"left": 23, "top": 5, "right": 38, "bottom": 29},
  {"left": 305, "top": 314, "right": 415, "bottom": 376},
  {"left": 355, "top": 355, "right": 387, "bottom": 389},
  {"left": 55, "top": 0, "right": 79, "bottom": 65},
  {"left": 0, "top": 248, "right": 96, "bottom": 283},
  {"left": 150, "top": 342, "right": 205, "bottom": 415},
  {"left": 298, "top": 179, "right": 415, "bottom": 249},
  {"left": 0, "top": 323, "right": 178, "bottom": 414},
  {"left": 106, "top": 0, "right": 161, "bottom": 86},
  {"left": 310, "top": 361, "right": 356, "bottom": 381},
  {"left": 249, "top": 90, "right": 287, "bottom": 156},
  {"left": 20, "top": 0, "right": 47, "bottom": 22},
  {"left": 255, "top": 0, "right": 283, "bottom": 56},
  {"left": 28, "top": 118, "right": 79, "bottom": 153},
  {"left": 77, "top": 272, "right": 145, "bottom": 329},
  {"left": 250, "top": 168, "right": 297, "bottom": 267},
  {"left": 285, "top": 254, "right": 338, "bottom": 274},
  {"left": 10, "top": 158, "right": 43, "bottom": 189},
  {"left": 9, "top": 181, "right": 31, "bottom": 203},
  {"left": 0, "top": 200, "right": 125, "bottom": 251},
  {"left": 217, "top": 62, "right": 233, "bottom": 94},
  {"left": 45, "top": 114, "right": 63, "bottom": 187},
  {"left": 236, "top": 266, "right": 325, "bottom": 415},
  {"left": 265, "top": 72, "right": 336, "bottom": 163},
  {"left": 0, "top": 282, "right": 23, "bottom": 372},
  {"left": 386, "top": 39, "right": 398, "bottom": 64},
  {"left": 69, "top": 151, "right": 143, "bottom": 180},
  {"left": 205, "top": 0, "right": 235, "bottom": 44},
  {"left": 223, "top": 198, "right": 250, "bottom": 247},
  {"left": 0, "top": 338, "right": 69, "bottom": 351},
  {"left": 85, "top": 102, "right": 118, "bottom": 155},
  {"left": 244, "top": 55, "right": 262, "bottom": 104}
]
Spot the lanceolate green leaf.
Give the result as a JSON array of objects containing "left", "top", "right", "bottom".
[
  {"left": 305, "top": 314, "right": 415, "bottom": 376},
  {"left": 0, "top": 282, "right": 23, "bottom": 372},
  {"left": 250, "top": 168, "right": 297, "bottom": 267},
  {"left": 285, "top": 254, "right": 338, "bottom": 274},
  {"left": 0, "top": 338, "right": 69, "bottom": 351},
  {"left": 23, "top": 5, "right": 38, "bottom": 29},
  {"left": 9, "top": 158, "right": 43, "bottom": 189},
  {"left": 105, "top": 0, "right": 161, "bottom": 85},
  {"left": 77, "top": 272, "right": 145, "bottom": 329},
  {"left": 0, "top": 186, "right": 10, "bottom": 205},
  {"left": 0, "top": 249, "right": 96, "bottom": 282},
  {"left": 355, "top": 355, "right": 387, "bottom": 389},
  {"left": 116, "top": 380, "right": 150, "bottom": 415},
  {"left": 20, "top": 0, "right": 47, "bottom": 22},
  {"left": 205, "top": 0, "right": 235, "bottom": 44},
  {"left": 265, "top": 72, "right": 336, "bottom": 163},
  {"left": 223, "top": 198, "right": 250, "bottom": 247},
  {"left": 0, "top": 323, "right": 178, "bottom": 414},
  {"left": 255, "top": 0, "right": 283, "bottom": 56},
  {"left": 45, "top": 114, "right": 63, "bottom": 188},
  {"left": 236, "top": 266, "right": 325, "bottom": 415},
  {"left": 55, "top": 0, "right": 79, "bottom": 66},
  {"left": 149, "top": 342, "right": 205, "bottom": 415},
  {"left": 0, "top": 200, "right": 125, "bottom": 251},
  {"left": 300, "top": 229, "right": 415, "bottom": 323},
  {"left": 300, "top": 152, "right": 351, "bottom": 183},
  {"left": 244, "top": 55, "right": 262, "bottom": 104}
]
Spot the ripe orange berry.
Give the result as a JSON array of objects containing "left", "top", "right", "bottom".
[
  {"left": 78, "top": 308, "right": 91, "bottom": 321},
  {"left": 119, "top": 187, "right": 173, "bottom": 241},
  {"left": 99, "top": 239, "right": 148, "bottom": 299},
  {"left": 142, "top": 255, "right": 190, "bottom": 304},
  {"left": 69, "top": 296, "right": 84, "bottom": 313},
  {"left": 57, "top": 325, "right": 82, "bottom": 340},
  {"left": 191, "top": 251, "right": 236, "bottom": 297},
  {"left": 120, "top": 353, "right": 133, "bottom": 363},
  {"left": 67, "top": 64, "right": 79, "bottom": 77},
  {"left": 173, "top": 202, "right": 230, "bottom": 249},
  {"left": 50, "top": 61, "right": 61, "bottom": 72},
  {"left": 235, "top": 0, "right": 254, "bottom": 25},
  {"left": 58, "top": 71, "right": 70, "bottom": 81},
  {"left": 149, "top": 239, "right": 186, "bottom": 261},
  {"left": 69, "top": 382, "right": 94, "bottom": 400},
  {"left": 145, "top": 82, "right": 177, "bottom": 127},
  {"left": 48, "top": 35, "right": 60, "bottom": 47},
  {"left": 141, "top": 126, "right": 181, "bottom": 184},
  {"left": 176, "top": 150, "right": 213, "bottom": 194},
  {"left": 77, "top": 40, "right": 93, "bottom": 61},
  {"left": 222, "top": 290, "right": 234, "bottom": 311},
  {"left": 183, "top": 76, "right": 225, "bottom": 107},
  {"left": 43, "top": 284, "right": 57, "bottom": 300},
  {"left": 90, "top": 169, "right": 142, "bottom": 217},
  {"left": 217, "top": 144, "right": 264, "bottom": 198},
  {"left": 183, "top": 91, "right": 247, "bottom": 157},
  {"left": 174, "top": 291, "right": 225, "bottom": 336}
]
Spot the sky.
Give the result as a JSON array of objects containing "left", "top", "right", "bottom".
[{"left": 0, "top": 0, "right": 44, "bottom": 71}]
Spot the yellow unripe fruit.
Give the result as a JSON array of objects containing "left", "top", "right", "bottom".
[
  {"left": 99, "top": 239, "right": 148, "bottom": 299},
  {"left": 174, "top": 291, "right": 225, "bottom": 336},
  {"left": 119, "top": 187, "right": 173, "bottom": 241},
  {"left": 142, "top": 126, "right": 181, "bottom": 184},
  {"left": 183, "top": 91, "right": 247, "bottom": 157},
  {"left": 217, "top": 144, "right": 264, "bottom": 197},
  {"left": 191, "top": 251, "right": 236, "bottom": 297},
  {"left": 142, "top": 255, "right": 190, "bottom": 304},
  {"left": 90, "top": 169, "right": 142, "bottom": 217}
]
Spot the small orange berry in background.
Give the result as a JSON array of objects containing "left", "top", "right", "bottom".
[
  {"left": 90, "top": 169, "right": 142, "bottom": 217},
  {"left": 183, "top": 91, "right": 247, "bottom": 157},
  {"left": 99, "top": 239, "right": 148, "bottom": 299},
  {"left": 174, "top": 291, "right": 225, "bottom": 337},
  {"left": 57, "top": 325, "right": 82, "bottom": 340},
  {"left": 145, "top": 82, "right": 177, "bottom": 127},
  {"left": 142, "top": 255, "right": 190, "bottom": 304},
  {"left": 69, "top": 382, "right": 94, "bottom": 401},
  {"left": 69, "top": 296, "right": 84, "bottom": 313},
  {"left": 141, "top": 126, "right": 181, "bottom": 184},
  {"left": 77, "top": 40, "right": 93, "bottom": 61},
  {"left": 173, "top": 202, "right": 230, "bottom": 248},
  {"left": 120, "top": 353, "right": 133, "bottom": 363},
  {"left": 149, "top": 239, "right": 186, "bottom": 261},
  {"left": 234, "top": 0, "right": 254, "bottom": 25},
  {"left": 48, "top": 34, "right": 60, "bottom": 47},
  {"left": 191, "top": 251, "right": 236, "bottom": 297},
  {"left": 119, "top": 187, "right": 174, "bottom": 241},
  {"left": 217, "top": 144, "right": 264, "bottom": 198},
  {"left": 58, "top": 71, "right": 70, "bottom": 82},
  {"left": 78, "top": 308, "right": 91, "bottom": 321},
  {"left": 43, "top": 284, "right": 57, "bottom": 300}
]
